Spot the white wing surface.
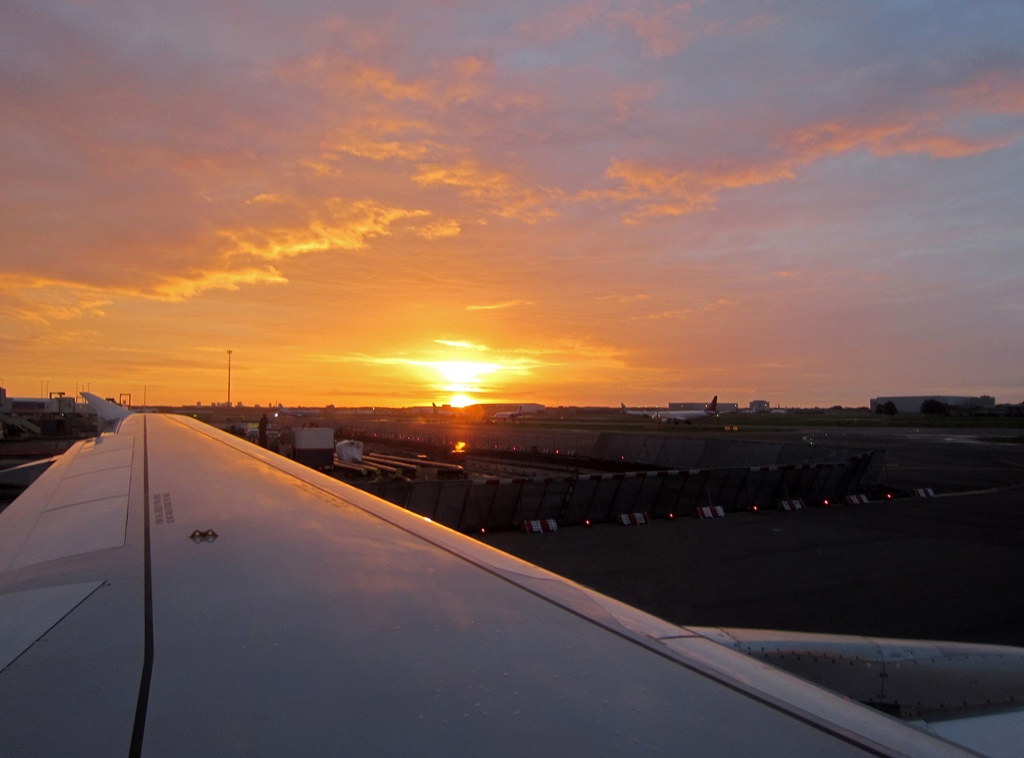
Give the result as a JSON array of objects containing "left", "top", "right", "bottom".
[{"left": 0, "top": 413, "right": 983, "bottom": 755}]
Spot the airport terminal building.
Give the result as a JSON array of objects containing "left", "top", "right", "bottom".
[{"left": 1, "top": 387, "right": 86, "bottom": 437}]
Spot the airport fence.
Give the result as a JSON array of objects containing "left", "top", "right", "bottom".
[
  {"left": 345, "top": 422, "right": 886, "bottom": 532},
  {"left": 358, "top": 451, "right": 884, "bottom": 533},
  {"left": 349, "top": 423, "right": 882, "bottom": 473}
]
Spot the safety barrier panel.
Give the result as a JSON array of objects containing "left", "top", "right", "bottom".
[
  {"left": 695, "top": 506, "right": 726, "bottom": 519},
  {"left": 521, "top": 519, "right": 558, "bottom": 533},
  {"left": 619, "top": 512, "right": 650, "bottom": 525}
]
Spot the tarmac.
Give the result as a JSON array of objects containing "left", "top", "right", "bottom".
[{"left": 483, "top": 427, "right": 1024, "bottom": 648}]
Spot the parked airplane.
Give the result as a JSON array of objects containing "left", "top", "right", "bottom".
[
  {"left": 493, "top": 405, "right": 524, "bottom": 420},
  {"left": 0, "top": 392, "right": 1021, "bottom": 755}
]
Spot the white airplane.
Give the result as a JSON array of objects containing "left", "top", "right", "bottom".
[
  {"left": 621, "top": 396, "right": 718, "bottom": 423},
  {"left": 654, "top": 395, "right": 719, "bottom": 424},
  {"left": 493, "top": 405, "right": 524, "bottom": 420},
  {"left": 620, "top": 402, "right": 655, "bottom": 418},
  {"left": 1, "top": 392, "right": 1022, "bottom": 755},
  {"left": 274, "top": 403, "right": 315, "bottom": 418}
]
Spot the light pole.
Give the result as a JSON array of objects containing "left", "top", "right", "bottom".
[{"left": 227, "top": 350, "right": 233, "bottom": 407}]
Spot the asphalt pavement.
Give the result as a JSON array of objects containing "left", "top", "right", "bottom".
[{"left": 484, "top": 428, "right": 1024, "bottom": 647}]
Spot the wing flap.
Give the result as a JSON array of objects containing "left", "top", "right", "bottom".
[
  {"left": 0, "top": 433, "right": 133, "bottom": 571},
  {"left": 0, "top": 582, "right": 104, "bottom": 669},
  {"left": 10, "top": 496, "right": 130, "bottom": 568}
]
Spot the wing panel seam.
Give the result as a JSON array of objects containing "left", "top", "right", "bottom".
[{"left": 128, "top": 416, "right": 153, "bottom": 758}]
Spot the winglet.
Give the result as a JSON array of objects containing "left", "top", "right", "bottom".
[{"left": 82, "top": 392, "right": 133, "bottom": 433}]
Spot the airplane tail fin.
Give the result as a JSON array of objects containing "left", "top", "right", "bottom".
[
  {"left": 620, "top": 403, "right": 628, "bottom": 414},
  {"left": 82, "top": 392, "right": 133, "bottom": 433},
  {"left": 708, "top": 396, "right": 718, "bottom": 413}
]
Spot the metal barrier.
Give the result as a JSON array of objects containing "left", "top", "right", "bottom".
[{"left": 357, "top": 452, "right": 883, "bottom": 533}]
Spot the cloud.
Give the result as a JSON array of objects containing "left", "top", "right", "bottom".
[
  {"left": 435, "top": 339, "right": 487, "bottom": 350},
  {"left": 150, "top": 267, "right": 289, "bottom": 302},
  {"left": 950, "top": 68, "right": 1024, "bottom": 116},
  {"left": 595, "top": 156, "right": 794, "bottom": 220},
  {"left": 597, "top": 293, "right": 651, "bottom": 303},
  {"left": 517, "top": 1, "right": 610, "bottom": 42},
  {"left": 788, "top": 121, "right": 1013, "bottom": 162},
  {"left": 417, "top": 219, "right": 461, "bottom": 240},
  {"left": 0, "top": 276, "right": 112, "bottom": 327},
  {"left": 219, "top": 199, "right": 431, "bottom": 260},
  {"left": 277, "top": 56, "right": 435, "bottom": 105},
  {"left": 0, "top": 264, "right": 291, "bottom": 326},
  {"left": 507, "top": 338, "right": 629, "bottom": 365},
  {"left": 466, "top": 299, "right": 534, "bottom": 311},
  {"left": 246, "top": 193, "right": 285, "bottom": 205},
  {"left": 610, "top": 1, "right": 696, "bottom": 59},
  {"left": 629, "top": 309, "right": 685, "bottom": 321},
  {"left": 594, "top": 62, "right": 1024, "bottom": 221},
  {"left": 520, "top": 1, "right": 698, "bottom": 58},
  {"left": 326, "top": 135, "right": 436, "bottom": 163},
  {"left": 413, "top": 160, "right": 560, "bottom": 221},
  {"left": 279, "top": 52, "right": 495, "bottom": 113}
]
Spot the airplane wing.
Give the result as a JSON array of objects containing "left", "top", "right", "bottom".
[{"left": 0, "top": 410, "right": 1001, "bottom": 755}]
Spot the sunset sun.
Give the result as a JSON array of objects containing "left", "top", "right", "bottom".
[{"left": 415, "top": 359, "right": 502, "bottom": 406}]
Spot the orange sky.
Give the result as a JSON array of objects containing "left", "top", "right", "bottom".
[{"left": 3, "top": 2, "right": 1024, "bottom": 408}]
